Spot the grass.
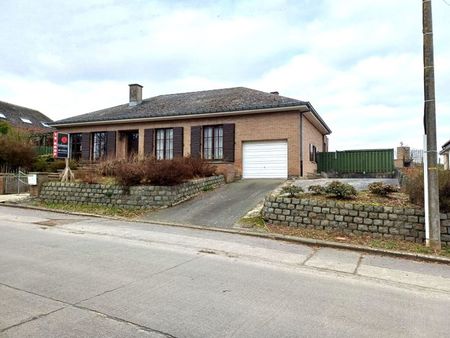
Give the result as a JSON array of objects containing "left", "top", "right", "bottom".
[
  {"left": 266, "top": 224, "right": 450, "bottom": 258},
  {"left": 239, "top": 215, "right": 266, "bottom": 229},
  {"left": 32, "top": 201, "right": 148, "bottom": 218}
]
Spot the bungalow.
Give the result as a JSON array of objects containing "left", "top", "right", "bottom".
[
  {"left": 441, "top": 139, "right": 450, "bottom": 170},
  {"left": 51, "top": 85, "right": 331, "bottom": 180},
  {"left": 0, "top": 100, "right": 54, "bottom": 153}
]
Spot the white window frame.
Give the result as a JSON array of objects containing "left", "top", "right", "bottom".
[{"left": 0, "top": 113, "right": 5, "bottom": 119}]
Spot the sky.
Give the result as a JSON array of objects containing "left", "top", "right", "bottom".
[{"left": 0, "top": 0, "right": 449, "bottom": 151}]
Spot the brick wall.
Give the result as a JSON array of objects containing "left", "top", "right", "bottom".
[
  {"left": 58, "top": 110, "right": 327, "bottom": 178},
  {"left": 263, "top": 196, "right": 450, "bottom": 246},
  {"left": 39, "top": 176, "right": 224, "bottom": 209},
  {"left": 302, "top": 116, "right": 324, "bottom": 176}
]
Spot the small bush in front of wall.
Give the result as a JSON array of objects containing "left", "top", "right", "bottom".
[
  {"left": 32, "top": 154, "right": 78, "bottom": 173},
  {"left": 403, "top": 167, "right": 450, "bottom": 212},
  {"left": 324, "top": 181, "right": 357, "bottom": 199},
  {"left": 143, "top": 157, "right": 193, "bottom": 186},
  {"left": 97, "top": 158, "right": 125, "bottom": 177},
  {"left": 368, "top": 182, "right": 399, "bottom": 197},
  {"left": 78, "top": 171, "right": 100, "bottom": 184},
  {"left": 183, "top": 156, "right": 217, "bottom": 177},
  {"left": 308, "top": 185, "right": 326, "bottom": 195},
  {"left": 281, "top": 185, "right": 304, "bottom": 197},
  {"left": 115, "top": 162, "right": 145, "bottom": 187},
  {"left": 112, "top": 156, "right": 218, "bottom": 187}
]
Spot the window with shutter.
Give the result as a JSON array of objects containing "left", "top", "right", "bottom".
[
  {"left": 106, "top": 131, "right": 116, "bottom": 158},
  {"left": 156, "top": 128, "right": 173, "bottom": 160},
  {"left": 173, "top": 127, "right": 183, "bottom": 157},
  {"left": 190, "top": 126, "right": 202, "bottom": 158},
  {"left": 222, "top": 123, "right": 235, "bottom": 162},
  {"left": 144, "top": 129, "right": 154, "bottom": 156},
  {"left": 93, "top": 132, "right": 107, "bottom": 161},
  {"left": 203, "top": 126, "right": 223, "bottom": 160},
  {"left": 81, "top": 133, "right": 91, "bottom": 161}
]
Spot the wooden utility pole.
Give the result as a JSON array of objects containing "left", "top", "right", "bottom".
[{"left": 422, "top": 0, "right": 441, "bottom": 250}]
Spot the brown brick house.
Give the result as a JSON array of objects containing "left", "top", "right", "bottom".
[{"left": 51, "top": 85, "right": 331, "bottom": 180}]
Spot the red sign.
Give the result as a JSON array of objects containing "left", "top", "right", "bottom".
[{"left": 53, "top": 132, "right": 70, "bottom": 158}]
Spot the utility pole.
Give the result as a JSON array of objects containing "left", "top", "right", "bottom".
[{"left": 422, "top": 0, "right": 441, "bottom": 250}]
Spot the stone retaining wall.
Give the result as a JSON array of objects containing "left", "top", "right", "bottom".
[
  {"left": 39, "top": 175, "right": 224, "bottom": 209},
  {"left": 263, "top": 196, "right": 450, "bottom": 246}
]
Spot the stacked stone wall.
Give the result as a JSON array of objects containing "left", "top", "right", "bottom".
[
  {"left": 39, "top": 176, "right": 224, "bottom": 209},
  {"left": 263, "top": 196, "right": 450, "bottom": 246}
]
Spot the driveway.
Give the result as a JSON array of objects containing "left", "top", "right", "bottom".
[
  {"left": 293, "top": 178, "right": 399, "bottom": 192},
  {"left": 141, "top": 179, "right": 283, "bottom": 228}
]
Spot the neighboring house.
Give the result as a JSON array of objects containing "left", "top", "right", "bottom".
[
  {"left": 440, "top": 139, "right": 450, "bottom": 170},
  {"left": 51, "top": 85, "right": 331, "bottom": 180},
  {"left": 0, "top": 100, "right": 54, "bottom": 153},
  {"left": 0, "top": 100, "right": 53, "bottom": 133}
]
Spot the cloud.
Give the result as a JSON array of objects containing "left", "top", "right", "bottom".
[{"left": 0, "top": 0, "right": 449, "bottom": 151}]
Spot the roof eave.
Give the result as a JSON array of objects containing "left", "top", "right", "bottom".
[
  {"left": 50, "top": 105, "right": 311, "bottom": 128},
  {"left": 305, "top": 102, "right": 332, "bottom": 134}
]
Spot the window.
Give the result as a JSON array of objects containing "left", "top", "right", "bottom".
[
  {"left": 203, "top": 126, "right": 223, "bottom": 160},
  {"left": 309, "top": 144, "right": 317, "bottom": 162},
  {"left": 0, "top": 113, "right": 5, "bottom": 119},
  {"left": 20, "top": 117, "right": 32, "bottom": 124},
  {"left": 156, "top": 128, "right": 173, "bottom": 160},
  {"left": 93, "top": 132, "right": 107, "bottom": 161},
  {"left": 41, "top": 122, "right": 51, "bottom": 128},
  {"left": 70, "top": 133, "right": 82, "bottom": 160}
]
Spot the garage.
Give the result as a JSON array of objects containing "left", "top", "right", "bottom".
[{"left": 242, "top": 141, "right": 288, "bottom": 179}]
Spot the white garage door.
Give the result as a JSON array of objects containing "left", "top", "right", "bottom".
[{"left": 243, "top": 141, "right": 288, "bottom": 179}]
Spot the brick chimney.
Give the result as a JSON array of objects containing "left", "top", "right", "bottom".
[{"left": 129, "top": 84, "right": 143, "bottom": 106}]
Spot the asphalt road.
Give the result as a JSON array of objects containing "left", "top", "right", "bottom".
[
  {"left": 141, "top": 179, "right": 283, "bottom": 228},
  {"left": 0, "top": 206, "right": 449, "bottom": 338}
]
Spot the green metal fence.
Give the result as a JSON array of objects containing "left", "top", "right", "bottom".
[
  {"left": 35, "top": 146, "right": 53, "bottom": 155},
  {"left": 317, "top": 149, "right": 395, "bottom": 174}
]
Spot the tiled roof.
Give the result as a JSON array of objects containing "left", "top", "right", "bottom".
[
  {"left": 52, "top": 87, "right": 308, "bottom": 125},
  {"left": 0, "top": 100, "right": 53, "bottom": 133}
]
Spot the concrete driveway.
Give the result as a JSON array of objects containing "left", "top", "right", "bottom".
[
  {"left": 141, "top": 179, "right": 283, "bottom": 228},
  {"left": 293, "top": 178, "right": 399, "bottom": 192}
]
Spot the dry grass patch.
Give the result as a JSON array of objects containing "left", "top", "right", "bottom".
[{"left": 266, "top": 224, "right": 450, "bottom": 258}]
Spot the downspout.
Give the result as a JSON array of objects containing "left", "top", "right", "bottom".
[{"left": 300, "top": 112, "right": 304, "bottom": 177}]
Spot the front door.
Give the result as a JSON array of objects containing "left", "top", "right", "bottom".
[{"left": 127, "top": 132, "right": 139, "bottom": 158}]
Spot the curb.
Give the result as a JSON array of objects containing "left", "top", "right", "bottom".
[{"left": 1, "top": 202, "right": 449, "bottom": 265}]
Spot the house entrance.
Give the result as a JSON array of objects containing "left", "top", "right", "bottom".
[{"left": 127, "top": 131, "right": 139, "bottom": 158}]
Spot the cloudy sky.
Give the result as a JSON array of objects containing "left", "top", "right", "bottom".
[{"left": 0, "top": 0, "right": 449, "bottom": 151}]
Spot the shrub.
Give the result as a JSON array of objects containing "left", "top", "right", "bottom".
[
  {"left": 324, "top": 181, "right": 357, "bottom": 199},
  {"left": 308, "top": 184, "right": 326, "bottom": 195},
  {"left": 0, "top": 136, "right": 36, "bottom": 171},
  {"left": 403, "top": 167, "right": 450, "bottom": 212},
  {"left": 115, "top": 162, "right": 145, "bottom": 187},
  {"left": 97, "top": 159, "right": 124, "bottom": 177},
  {"left": 368, "top": 182, "right": 399, "bottom": 197},
  {"left": 77, "top": 171, "right": 100, "bottom": 184},
  {"left": 106, "top": 156, "right": 218, "bottom": 188},
  {"left": 281, "top": 185, "right": 304, "bottom": 197},
  {"left": 183, "top": 157, "right": 217, "bottom": 177},
  {"left": 143, "top": 157, "right": 193, "bottom": 186},
  {"left": 31, "top": 154, "right": 78, "bottom": 173}
]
